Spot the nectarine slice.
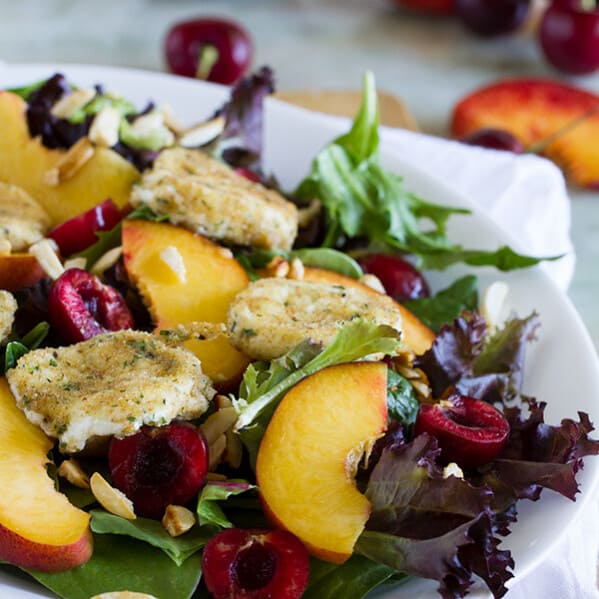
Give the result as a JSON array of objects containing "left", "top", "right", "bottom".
[
  {"left": 451, "top": 79, "right": 599, "bottom": 189},
  {"left": 0, "top": 91, "right": 138, "bottom": 225},
  {"left": 122, "top": 219, "right": 250, "bottom": 389},
  {"left": 0, "top": 378, "right": 92, "bottom": 571},
  {"left": 0, "top": 253, "right": 45, "bottom": 291},
  {"left": 256, "top": 362, "right": 388, "bottom": 563},
  {"left": 302, "top": 266, "right": 435, "bottom": 355}
]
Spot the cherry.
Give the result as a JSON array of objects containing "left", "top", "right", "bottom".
[
  {"left": 456, "top": 0, "right": 530, "bottom": 36},
  {"left": 48, "top": 268, "right": 133, "bottom": 344},
  {"left": 202, "top": 528, "right": 310, "bottom": 599},
  {"left": 234, "top": 167, "right": 261, "bottom": 183},
  {"left": 414, "top": 394, "right": 510, "bottom": 468},
  {"left": 390, "top": 0, "right": 455, "bottom": 14},
  {"left": 48, "top": 199, "right": 122, "bottom": 257},
  {"left": 164, "top": 18, "right": 252, "bottom": 85},
  {"left": 358, "top": 254, "right": 430, "bottom": 302},
  {"left": 460, "top": 128, "right": 525, "bottom": 153},
  {"left": 109, "top": 422, "right": 209, "bottom": 519},
  {"left": 539, "top": 0, "right": 599, "bottom": 75}
]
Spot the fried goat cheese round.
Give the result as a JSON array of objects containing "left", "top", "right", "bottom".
[
  {"left": 227, "top": 278, "right": 404, "bottom": 361},
  {"left": 6, "top": 330, "right": 215, "bottom": 453},
  {"left": 130, "top": 148, "right": 298, "bottom": 251},
  {"left": 0, "top": 182, "right": 51, "bottom": 251},
  {"left": 0, "top": 290, "right": 17, "bottom": 344}
]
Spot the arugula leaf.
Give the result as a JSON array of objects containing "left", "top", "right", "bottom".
[
  {"left": 22, "top": 533, "right": 202, "bottom": 599},
  {"left": 295, "top": 72, "right": 558, "bottom": 272},
  {"left": 234, "top": 319, "right": 402, "bottom": 431},
  {"left": 197, "top": 480, "right": 256, "bottom": 529},
  {"left": 90, "top": 509, "right": 212, "bottom": 566},
  {"left": 386, "top": 369, "right": 419, "bottom": 429},
  {"left": 20, "top": 321, "right": 50, "bottom": 349},
  {"left": 3, "top": 321, "right": 50, "bottom": 373},
  {"left": 403, "top": 275, "right": 478, "bottom": 332},
  {"left": 4, "top": 341, "right": 29, "bottom": 372},
  {"left": 303, "top": 555, "right": 398, "bottom": 599},
  {"left": 119, "top": 115, "right": 173, "bottom": 151},
  {"left": 5, "top": 79, "right": 47, "bottom": 100},
  {"left": 68, "top": 94, "right": 136, "bottom": 124}
]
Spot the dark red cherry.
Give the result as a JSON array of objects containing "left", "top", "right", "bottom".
[
  {"left": 456, "top": 0, "right": 530, "bottom": 36},
  {"left": 164, "top": 18, "right": 253, "bottom": 84},
  {"left": 460, "top": 128, "right": 525, "bottom": 153},
  {"left": 48, "top": 268, "right": 133, "bottom": 344},
  {"left": 202, "top": 528, "right": 310, "bottom": 599},
  {"left": 540, "top": 0, "right": 599, "bottom": 75},
  {"left": 414, "top": 394, "right": 510, "bottom": 468},
  {"left": 48, "top": 199, "right": 122, "bottom": 257},
  {"left": 358, "top": 254, "right": 430, "bottom": 301},
  {"left": 109, "top": 422, "right": 209, "bottom": 519}
]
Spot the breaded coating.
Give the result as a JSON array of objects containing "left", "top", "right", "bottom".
[
  {"left": 130, "top": 148, "right": 298, "bottom": 251},
  {"left": 0, "top": 290, "right": 17, "bottom": 343},
  {"left": 228, "top": 278, "right": 403, "bottom": 361},
  {"left": 6, "top": 330, "right": 215, "bottom": 453},
  {"left": 0, "top": 183, "right": 50, "bottom": 251}
]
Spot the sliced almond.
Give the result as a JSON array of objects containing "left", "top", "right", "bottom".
[
  {"left": 160, "top": 103, "right": 185, "bottom": 135},
  {"left": 89, "top": 106, "right": 121, "bottom": 148},
  {"left": 90, "top": 245, "right": 123, "bottom": 276},
  {"left": 178, "top": 116, "right": 226, "bottom": 148},
  {"left": 90, "top": 472, "right": 136, "bottom": 520},
  {"left": 443, "top": 462, "right": 464, "bottom": 480},
  {"left": 208, "top": 434, "right": 227, "bottom": 471},
  {"left": 63, "top": 256, "right": 87, "bottom": 270},
  {"left": 28, "top": 239, "right": 64, "bottom": 280},
  {"left": 216, "top": 394, "right": 233, "bottom": 410},
  {"left": 160, "top": 245, "right": 187, "bottom": 284},
  {"left": 200, "top": 407, "right": 238, "bottom": 446},
  {"left": 297, "top": 199, "right": 322, "bottom": 228},
  {"left": 480, "top": 281, "right": 510, "bottom": 331},
  {"left": 50, "top": 88, "right": 95, "bottom": 119},
  {"left": 43, "top": 137, "right": 95, "bottom": 186},
  {"left": 217, "top": 247, "right": 234, "bottom": 260},
  {"left": 0, "top": 239, "right": 11, "bottom": 255},
  {"left": 57, "top": 458, "right": 90, "bottom": 489},
  {"left": 288, "top": 257, "right": 305, "bottom": 281},
  {"left": 162, "top": 504, "right": 196, "bottom": 537},
  {"left": 225, "top": 428, "right": 243, "bottom": 470},
  {"left": 266, "top": 255, "right": 289, "bottom": 278},
  {"left": 359, "top": 273, "right": 386, "bottom": 294}
]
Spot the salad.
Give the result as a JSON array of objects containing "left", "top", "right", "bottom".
[{"left": 0, "top": 67, "right": 596, "bottom": 599}]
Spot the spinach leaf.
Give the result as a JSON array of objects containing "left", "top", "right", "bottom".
[
  {"left": 234, "top": 319, "right": 401, "bottom": 431},
  {"left": 403, "top": 275, "right": 478, "bottom": 332},
  {"left": 197, "top": 481, "right": 256, "bottom": 529},
  {"left": 3, "top": 321, "right": 50, "bottom": 373},
  {"left": 23, "top": 533, "right": 202, "bottom": 599},
  {"left": 386, "top": 369, "right": 419, "bottom": 429},
  {"left": 303, "top": 555, "right": 398, "bottom": 599},
  {"left": 90, "top": 510, "right": 212, "bottom": 566},
  {"left": 295, "top": 72, "right": 559, "bottom": 272}
]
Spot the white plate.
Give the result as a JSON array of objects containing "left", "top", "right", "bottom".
[{"left": 1, "top": 63, "right": 598, "bottom": 599}]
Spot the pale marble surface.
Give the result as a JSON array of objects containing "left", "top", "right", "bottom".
[{"left": 0, "top": 0, "right": 598, "bottom": 348}]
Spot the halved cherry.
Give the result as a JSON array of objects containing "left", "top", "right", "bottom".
[
  {"left": 414, "top": 394, "right": 510, "bottom": 468},
  {"left": 48, "top": 268, "right": 134, "bottom": 343},
  {"left": 202, "top": 528, "right": 310, "bottom": 599},
  {"left": 48, "top": 199, "right": 122, "bottom": 257},
  {"left": 234, "top": 167, "right": 261, "bottom": 183},
  {"left": 109, "top": 422, "right": 209, "bottom": 519},
  {"left": 358, "top": 254, "right": 430, "bottom": 301}
]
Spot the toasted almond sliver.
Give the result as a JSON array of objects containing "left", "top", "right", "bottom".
[
  {"left": 162, "top": 504, "right": 196, "bottom": 537},
  {"left": 297, "top": 199, "right": 322, "bottom": 228},
  {"left": 28, "top": 239, "right": 64, "bottom": 280},
  {"left": 208, "top": 434, "right": 227, "bottom": 471},
  {"left": 90, "top": 245, "right": 123, "bottom": 276},
  {"left": 63, "top": 256, "right": 87, "bottom": 270},
  {"left": 225, "top": 428, "right": 243, "bottom": 470},
  {"left": 90, "top": 472, "right": 136, "bottom": 520},
  {"left": 216, "top": 394, "right": 233, "bottom": 410},
  {"left": 200, "top": 407, "right": 238, "bottom": 446},
  {"left": 160, "top": 245, "right": 187, "bottom": 284},
  {"left": 91, "top": 593, "right": 158, "bottom": 599},
  {"left": 178, "top": 116, "right": 226, "bottom": 148},
  {"left": 266, "top": 256, "right": 289, "bottom": 278},
  {"left": 89, "top": 106, "right": 121, "bottom": 147},
  {"left": 481, "top": 281, "right": 510, "bottom": 331},
  {"left": 57, "top": 459, "right": 90, "bottom": 489},
  {"left": 359, "top": 273, "right": 386, "bottom": 294},
  {"left": 217, "top": 246, "right": 234, "bottom": 259},
  {"left": 0, "top": 239, "right": 11, "bottom": 255},
  {"left": 443, "top": 462, "right": 465, "bottom": 480},
  {"left": 160, "top": 103, "right": 185, "bottom": 135},
  {"left": 288, "top": 257, "right": 305, "bottom": 281},
  {"left": 50, "top": 88, "right": 96, "bottom": 119},
  {"left": 43, "top": 137, "right": 95, "bottom": 186}
]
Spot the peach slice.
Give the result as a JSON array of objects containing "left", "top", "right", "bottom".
[
  {"left": 0, "top": 377, "right": 92, "bottom": 571},
  {"left": 0, "top": 91, "right": 138, "bottom": 225},
  {"left": 0, "top": 253, "right": 45, "bottom": 291},
  {"left": 122, "top": 219, "right": 250, "bottom": 389},
  {"left": 451, "top": 78, "right": 599, "bottom": 189},
  {"left": 256, "top": 362, "right": 388, "bottom": 563},
  {"left": 302, "top": 266, "right": 435, "bottom": 355}
]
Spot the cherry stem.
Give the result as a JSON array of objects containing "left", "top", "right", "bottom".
[
  {"left": 196, "top": 45, "right": 219, "bottom": 80},
  {"left": 527, "top": 103, "right": 599, "bottom": 154},
  {"left": 580, "top": 0, "right": 596, "bottom": 11}
]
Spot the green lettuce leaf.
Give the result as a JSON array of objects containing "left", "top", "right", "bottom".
[
  {"left": 386, "top": 369, "right": 419, "bottom": 429},
  {"left": 403, "top": 275, "right": 478, "bottom": 331},
  {"left": 295, "top": 72, "right": 559, "bottom": 272},
  {"left": 90, "top": 509, "right": 212, "bottom": 566},
  {"left": 2, "top": 321, "right": 50, "bottom": 373},
  {"left": 197, "top": 480, "right": 256, "bottom": 529}
]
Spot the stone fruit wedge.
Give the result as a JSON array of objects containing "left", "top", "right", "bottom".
[
  {"left": 451, "top": 78, "right": 599, "bottom": 189},
  {"left": 302, "top": 266, "right": 435, "bottom": 355},
  {"left": 0, "top": 91, "right": 138, "bottom": 225},
  {"left": 0, "top": 377, "right": 92, "bottom": 571},
  {"left": 0, "top": 254, "right": 45, "bottom": 291},
  {"left": 256, "top": 361, "right": 388, "bottom": 564},
  {"left": 122, "top": 219, "right": 250, "bottom": 390}
]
